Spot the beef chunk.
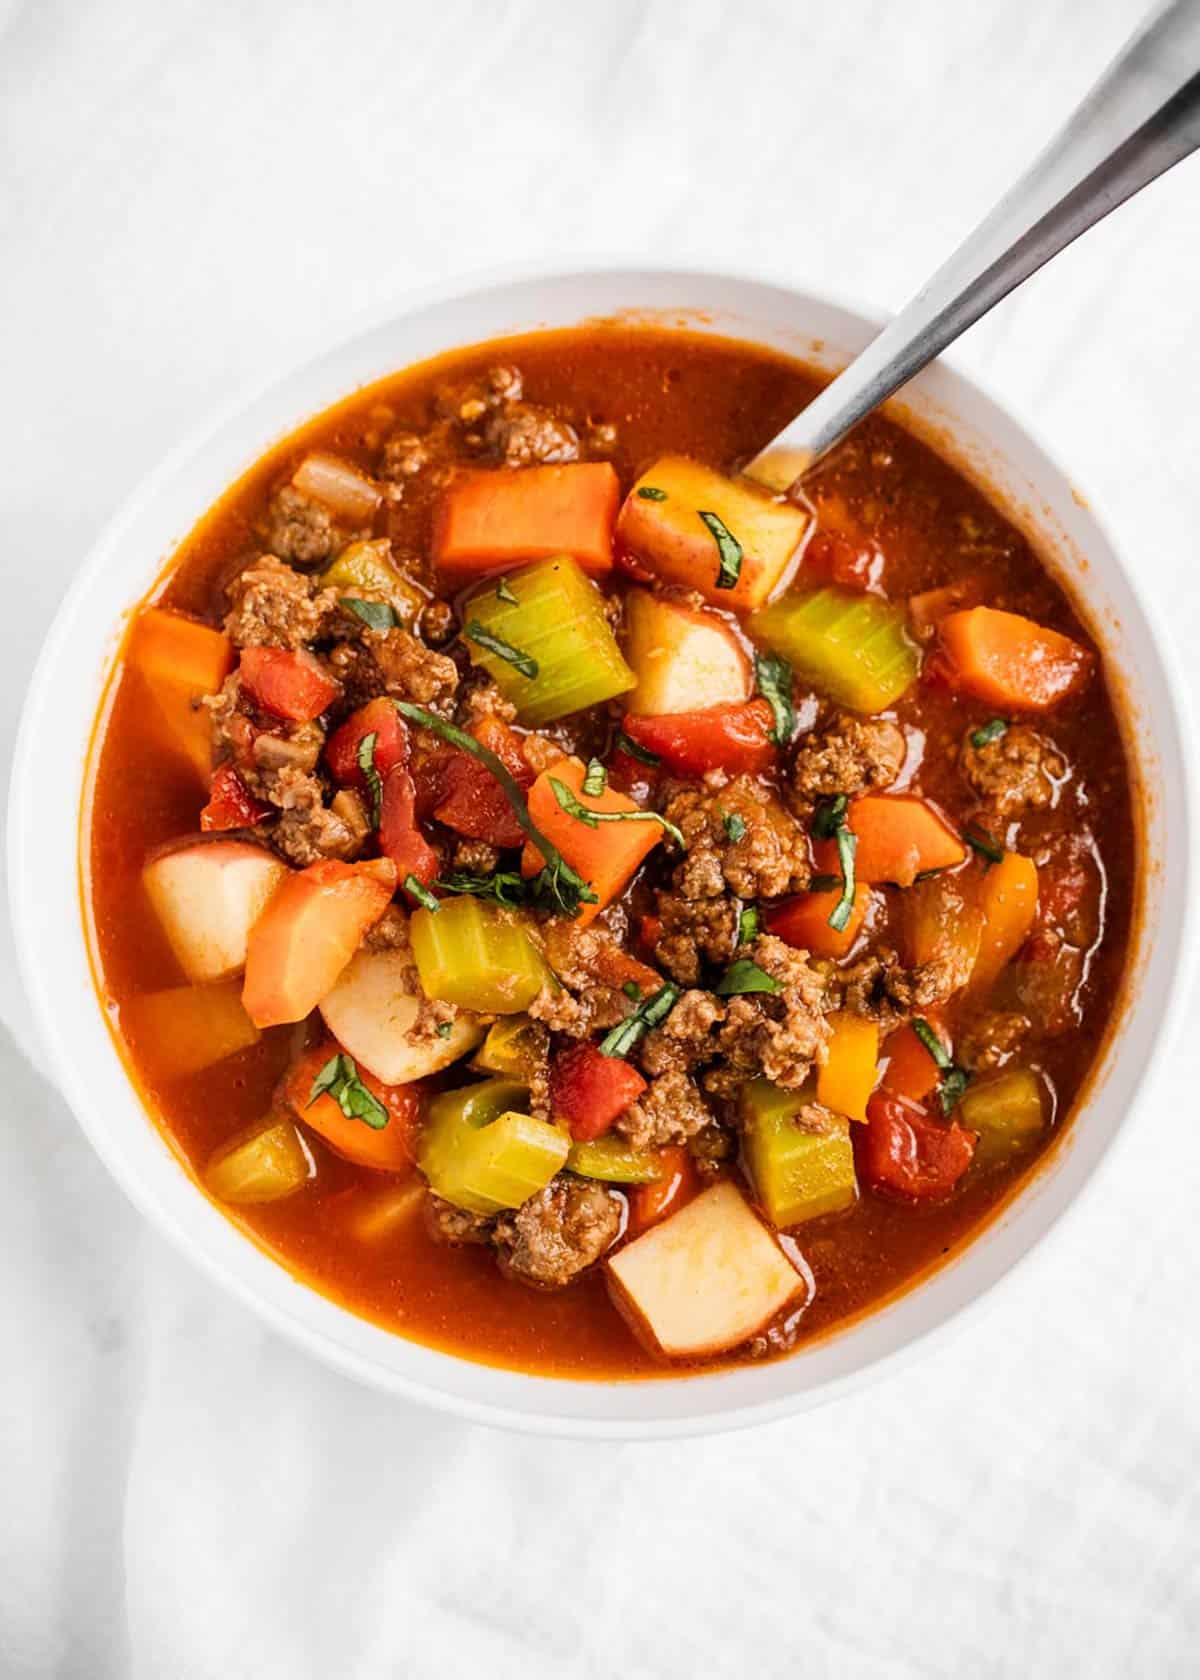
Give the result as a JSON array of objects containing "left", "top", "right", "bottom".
[
  {"left": 527, "top": 920, "right": 654, "bottom": 1039},
  {"left": 436, "top": 363, "right": 524, "bottom": 420},
  {"left": 478, "top": 403, "right": 580, "bottom": 467},
  {"left": 268, "top": 767, "right": 365, "bottom": 865},
  {"left": 456, "top": 673, "right": 518, "bottom": 726},
  {"left": 327, "top": 626, "right": 459, "bottom": 710},
  {"left": 705, "top": 935, "right": 832, "bottom": 1097},
  {"left": 665, "top": 777, "right": 809, "bottom": 902},
  {"left": 836, "top": 945, "right": 949, "bottom": 1034},
  {"left": 653, "top": 886, "right": 739, "bottom": 985},
  {"left": 493, "top": 1175, "right": 622, "bottom": 1288},
  {"left": 379, "top": 431, "right": 430, "bottom": 482},
  {"left": 364, "top": 904, "right": 411, "bottom": 952},
  {"left": 789, "top": 713, "right": 907, "bottom": 810},
  {"left": 616, "top": 1067, "right": 713, "bottom": 1151},
  {"left": 451, "top": 838, "right": 502, "bottom": 874},
  {"left": 639, "top": 988, "right": 725, "bottom": 1076},
  {"left": 957, "top": 1009, "right": 1032, "bottom": 1072},
  {"left": 960, "top": 724, "right": 1067, "bottom": 820},
  {"left": 250, "top": 720, "right": 325, "bottom": 777},
  {"left": 426, "top": 1195, "right": 496, "bottom": 1247},
  {"left": 224, "top": 555, "right": 338, "bottom": 650},
  {"left": 264, "top": 485, "right": 340, "bottom": 566}
]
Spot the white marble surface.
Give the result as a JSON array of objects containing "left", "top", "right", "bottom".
[{"left": 4, "top": 1, "right": 1200, "bottom": 1674}]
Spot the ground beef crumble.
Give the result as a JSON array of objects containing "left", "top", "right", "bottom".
[
  {"left": 264, "top": 485, "right": 341, "bottom": 566},
  {"left": 664, "top": 777, "right": 810, "bottom": 902},
  {"left": 705, "top": 935, "right": 832, "bottom": 1097},
  {"left": 224, "top": 554, "right": 339, "bottom": 649},
  {"left": 493, "top": 1175, "right": 622, "bottom": 1288},
  {"left": 960, "top": 724, "right": 1067, "bottom": 821},
  {"left": 788, "top": 712, "right": 906, "bottom": 813},
  {"left": 327, "top": 625, "right": 459, "bottom": 711},
  {"left": 616, "top": 1067, "right": 713, "bottom": 1151}
]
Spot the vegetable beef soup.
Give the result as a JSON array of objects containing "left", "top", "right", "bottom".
[{"left": 85, "top": 326, "right": 1135, "bottom": 1377}]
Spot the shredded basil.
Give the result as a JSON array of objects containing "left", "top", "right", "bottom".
[
  {"left": 356, "top": 731, "right": 383, "bottom": 828},
  {"left": 548, "top": 776, "right": 686, "bottom": 850},
  {"left": 435, "top": 869, "right": 528, "bottom": 909},
  {"left": 714, "top": 957, "right": 782, "bottom": 997},
  {"left": 754, "top": 651, "right": 795, "bottom": 747},
  {"left": 309, "top": 1053, "right": 388, "bottom": 1130},
  {"left": 404, "top": 874, "right": 440, "bottom": 912},
  {"left": 722, "top": 810, "right": 747, "bottom": 843},
  {"left": 911, "top": 1017, "right": 952, "bottom": 1069},
  {"left": 342, "top": 597, "right": 397, "bottom": 632},
  {"left": 636, "top": 485, "right": 668, "bottom": 501},
  {"left": 495, "top": 577, "right": 519, "bottom": 605},
  {"left": 812, "top": 795, "right": 850, "bottom": 840},
  {"left": 808, "top": 873, "right": 841, "bottom": 893},
  {"left": 828, "top": 827, "right": 858, "bottom": 932},
  {"left": 614, "top": 730, "right": 661, "bottom": 767},
  {"left": 970, "top": 718, "right": 1008, "bottom": 749},
  {"left": 598, "top": 983, "right": 680, "bottom": 1059},
  {"left": 738, "top": 904, "right": 759, "bottom": 944},
  {"left": 464, "top": 620, "right": 538, "bottom": 679},
  {"left": 436, "top": 1021, "right": 454, "bottom": 1039},
  {"left": 965, "top": 826, "right": 1004, "bottom": 866},
  {"left": 911, "top": 1018, "right": 972, "bottom": 1115},
  {"left": 622, "top": 979, "right": 642, "bottom": 1001},
  {"left": 698, "top": 509, "right": 743, "bottom": 589},
  {"left": 938, "top": 1066, "right": 972, "bottom": 1116},
  {"left": 582, "top": 758, "right": 608, "bottom": 798},
  {"left": 394, "top": 704, "right": 597, "bottom": 917}
]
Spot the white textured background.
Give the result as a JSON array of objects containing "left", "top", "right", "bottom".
[{"left": 3, "top": 1, "right": 1200, "bottom": 1675}]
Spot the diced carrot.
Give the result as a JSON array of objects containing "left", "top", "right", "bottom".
[
  {"left": 200, "top": 764, "right": 270, "bottom": 832},
  {"left": 242, "top": 857, "right": 397, "bottom": 1028},
  {"left": 881, "top": 1011, "right": 947, "bottom": 1104},
  {"left": 765, "top": 883, "right": 871, "bottom": 960},
  {"left": 902, "top": 875, "right": 982, "bottom": 987},
  {"left": 284, "top": 1040, "right": 421, "bottom": 1172},
  {"left": 379, "top": 769, "right": 439, "bottom": 890},
  {"left": 325, "top": 698, "right": 410, "bottom": 788},
  {"left": 520, "top": 757, "right": 662, "bottom": 925},
  {"left": 937, "top": 607, "right": 1092, "bottom": 710},
  {"left": 239, "top": 647, "right": 341, "bottom": 721},
  {"left": 971, "top": 851, "right": 1039, "bottom": 995},
  {"left": 627, "top": 1146, "right": 697, "bottom": 1234},
  {"left": 127, "top": 607, "right": 234, "bottom": 782},
  {"left": 432, "top": 463, "right": 620, "bottom": 578},
  {"left": 815, "top": 795, "right": 966, "bottom": 887},
  {"left": 817, "top": 1012, "right": 879, "bottom": 1121}
]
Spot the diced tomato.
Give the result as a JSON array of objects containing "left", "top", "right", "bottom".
[
  {"left": 620, "top": 700, "right": 776, "bottom": 776},
  {"left": 326, "top": 698, "right": 409, "bottom": 788},
  {"left": 638, "top": 914, "right": 664, "bottom": 953},
  {"left": 804, "top": 530, "right": 880, "bottom": 591},
  {"left": 856, "top": 1093, "right": 977, "bottom": 1200},
  {"left": 432, "top": 717, "right": 533, "bottom": 849},
  {"left": 379, "top": 767, "right": 439, "bottom": 890},
  {"left": 627, "top": 1146, "right": 698, "bottom": 1234},
  {"left": 1034, "top": 834, "right": 1097, "bottom": 947},
  {"left": 549, "top": 1040, "right": 647, "bottom": 1142},
  {"left": 200, "top": 765, "right": 270, "bottom": 832},
  {"left": 239, "top": 647, "right": 340, "bottom": 722}
]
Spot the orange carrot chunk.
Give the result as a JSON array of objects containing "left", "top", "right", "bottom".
[
  {"left": 432, "top": 463, "right": 620, "bottom": 579},
  {"left": 520, "top": 756, "right": 662, "bottom": 925},
  {"left": 284, "top": 1040, "right": 421, "bottom": 1173},
  {"left": 937, "top": 607, "right": 1092, "bottom": 710},
  {"left": 841, "top": 795, "right": 966, "bottom": 887},
  {"left": 765, "top": 883, "right": 870, "bottom": 959},
  {"left": 127, "top": 608, "right": 234, "bottom": 782},
  {"left": 971, "top": 851, "right": 1039, "bottom": 995}
]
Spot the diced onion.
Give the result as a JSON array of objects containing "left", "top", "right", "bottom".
[{"left": 293, "top": 451, "right": 382, "bottom": 523}]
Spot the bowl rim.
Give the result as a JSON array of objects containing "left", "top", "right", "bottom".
[{"left": 9, "top": 258, "right": 1197, "bottom": 1438}]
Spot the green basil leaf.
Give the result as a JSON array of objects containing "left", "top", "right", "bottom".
[
  {"left": 342, "top": 597, "right": 398, "bottom": 632},
  {"left": 636, "top": 486, "right": 668, "bottom": 501},
  {"left": 548, "top": 776, "right": 686, "bottom": 850},
  {"left": 965, "top": 827, "right": 1004, "bottom": 866},
  {"left": 970, "top": 718, "right": 1008, "bottom": 749},
  {"left": 582, "top": 758, "right": 608, "bottom": 798},
  {"left": 722, "top": 811, "right": 747, "bottom": 843},
  {"left": 464, "top": 620, "right": 539, "bottom": 680},
  {"left": 307, "top": 1051, "right": 388, "bottom": 1130},
  {"left": 737, "top": 904, "right": 759, "bottom": 944},
  {"left": 754, "top": 651, "right": 795, "bottom": 747},
  {"left": 356, "top": 730, "right": 384, "bottom": 828},
  {"left": 614, "top": 730, "right": 661, "bottom": 767},
  {"left": 598, "top": 983, "right": 680, "bottom": 1058},
  {"left": 404, "top": 874, "right": 440, "bottom": 912},
  {"left": 812, "top": 795, "right": 849, "bottom": 841},
  {"left": 827, "top": 827, "right": 858, "bottom": 933},
  {"left": 698, "top": 509, "right": 743, "bottom": 589},
  {"left": 714, "top": 958, "right": 782, "bottom": 997},
  {"left": 434, "top": 870, "right": 528, "bottom": 909}
]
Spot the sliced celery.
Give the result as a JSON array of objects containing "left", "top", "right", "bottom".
[
  {"left": 203, "top": 1119, "right": 312, "bottom": 1205},
  {"left": 410, "top": 897, "right": 548, "bottom": 1013},
  {"left": 470, "top": 1014, "right": 544, "bottom": 1078},
  {"left": 959, "top": 1067, "right": 1046, "bottom": 1165},
  {"left": 749, "top": 586, "right": 918, "bottom": 713},
  {"left": 740, "top": 1078, "right": 857, "bottom": 1226},
  {"left": 320, "top": 540, "right": 426, "bottom": 625},
  {"left": 418, "top": 1077, "right": 567, "bottom": 1214},
  {"left": 567, "top": 1136, "right": 666, "bottom": 1184},
  {"left": 462, "top": 555, "right": 635, "bottom": 725}
]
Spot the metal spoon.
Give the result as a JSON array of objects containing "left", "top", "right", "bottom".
[{"left": 747, "top": 0, "right": 1200, "bottom": 494}]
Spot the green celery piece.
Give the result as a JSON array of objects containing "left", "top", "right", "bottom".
[
  {"left": 740, "top": 1078, "right": 857, "bottom": 1226},
  {"left": 319, "top": 540, "right": 425, "bottom": 624},
  {"left": 410, "top": 897, "right": 548, "bottom": 1013},
  {"left": 470, "top": 1014, "right": 543, "bottom": 1078},
  {"left": 567, "top": 1136, "right": 667, "bottom": 1184},
  {"left": 462, "top": 555, "right": 635, "bottom": 726},
  {"left": 749, "top": 586, "right": 918, "bottom": 713},
  {"left": 959, "top": 1067, "right": 1046, "bottom": 1165},
  {"left": 418, "top": 1077, "right": 566, "bottom": 1214}
]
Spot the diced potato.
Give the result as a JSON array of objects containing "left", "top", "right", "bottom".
[
  {"left": 622, "top": 588, "right": 750, "bottom": 715},
  {"left": 202, "top": 1119, "right": 313, "bottom": 1205},
  {"left": 616, "top": 456, "right": 808, "bottom": 611},
  {"left": 125, "top": 981, "right": 260, "bottom": 1076},
  {"left": 959, "top": 1067, "right": 1047, "bottom": 1165},
  {"left": 348, "top": 1179, "right": 427, "bottom": 1243},
  {"left": 607, "top": 1181, "right": 806, "bottom": 1358},
  {"left": 143, "top": 840, "right": 290, "bottom": 984},
  {"left": 740, "top": 1079, "right": 858, "bottom": 1225},
  {"left": 318, "top": 948, "right": 485, "bottom": 1085}
]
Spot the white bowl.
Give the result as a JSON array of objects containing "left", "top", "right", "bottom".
[{"left": 9, "top": 265, "right": 1194, "bottom": 1438}]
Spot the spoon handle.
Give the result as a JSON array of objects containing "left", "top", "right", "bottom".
[{"left": 749, "top": 0, "right": 1200, "bottom": 487}]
